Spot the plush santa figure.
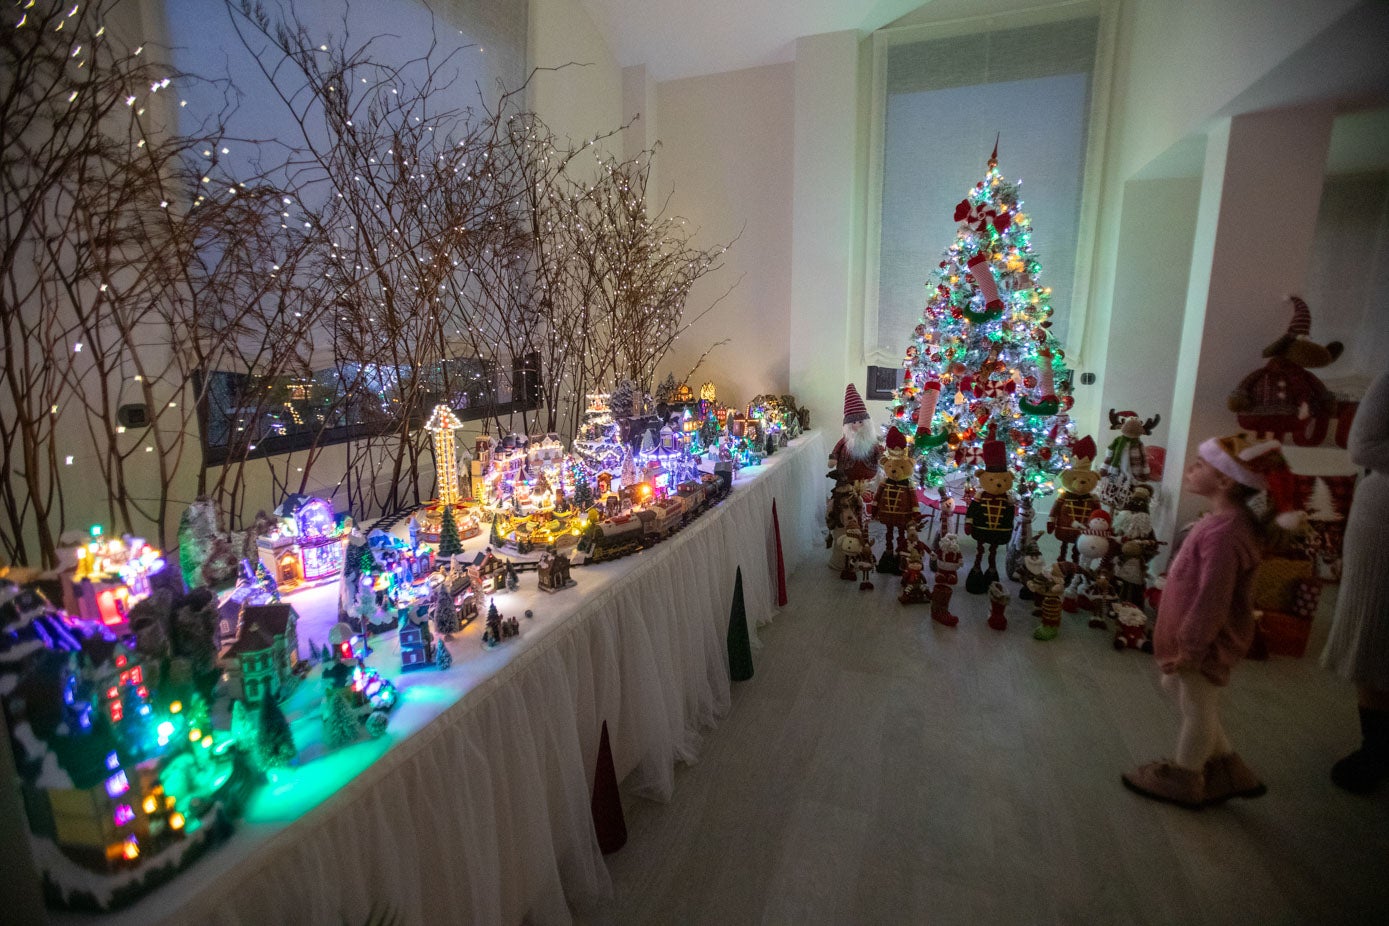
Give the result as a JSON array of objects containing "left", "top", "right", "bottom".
[{"left": 829, "top": 383, "right": 884, "bottom": 489}]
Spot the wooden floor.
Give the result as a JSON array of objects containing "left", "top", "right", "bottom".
[{"left": 582, "top": 551, "right": 1389, "bottom": 926}]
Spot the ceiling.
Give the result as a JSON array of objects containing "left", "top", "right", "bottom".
[{"left": 576, "top": 0, "right": 932, "bottom": 81}]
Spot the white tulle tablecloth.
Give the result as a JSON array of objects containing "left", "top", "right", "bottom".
[{"left": 53, "top": 431, "right": 827, "bottom": 926}]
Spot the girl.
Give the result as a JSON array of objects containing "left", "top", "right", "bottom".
[{"left": 1122, "top": 432, "right": 1298, "bottom": 809}]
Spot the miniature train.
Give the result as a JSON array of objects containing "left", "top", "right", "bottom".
[{"left": 583, "top": 471, "right": 733, "bottom": 563}]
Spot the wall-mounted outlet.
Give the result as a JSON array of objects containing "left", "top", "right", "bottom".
[{"left": 1080, "top": 372, "right": 1097, "bottom": 386}]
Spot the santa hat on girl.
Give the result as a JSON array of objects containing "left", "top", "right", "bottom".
[
  {"left": 843, "top": 384, "right": 870, "bottom": 424},
  {"left": 1198, "top": 432, "right": 1305, "bottom": 530}
]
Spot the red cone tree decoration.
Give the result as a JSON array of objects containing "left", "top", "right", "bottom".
[
  {"left": 591, "top": 720, "right": 627, "bottom": 853},
  {"left": 772, "top": 499, "right": 788, "bottom": 607}
]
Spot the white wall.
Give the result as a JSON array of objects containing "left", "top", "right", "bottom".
[
  {"left": 652, "top": 63, "right": 795, "bottom": 403},
  {"left": 1075, "top": 0, "right": 1360, "bottom": 427},
  {"left": 528, "top": 0, "right": 624, "bottom": 153}
]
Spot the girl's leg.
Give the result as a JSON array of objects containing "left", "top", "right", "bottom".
[{"left": 1173, "top": 671, "right": 1222, "bottom": 771}]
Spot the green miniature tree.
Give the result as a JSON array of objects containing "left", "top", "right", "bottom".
[
  {"left": 434, "top": 588, "right": 460, "bottom": 636},
  {"left": 255, "top": 696, "right": 297, "bottom": 770},
  {"left": 438, "top": 506, "right": 462, "bottom": 557},
  {"left": 574, "top": 472, "right": 594, "bottom": 509},
  {"left": 323, "top": 688, "right": 359, "bottom": 750},
  {"left": 434, "top": 639, "right": 453, "bottom": 670}
]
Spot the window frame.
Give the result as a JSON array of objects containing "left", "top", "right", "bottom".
[{"left": 862, "top": 0, "right": 1119, "bottom": 369}]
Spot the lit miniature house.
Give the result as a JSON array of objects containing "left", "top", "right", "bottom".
[
  {"left": 61, "top": 528, "right": 167, "bottom": 631},
  {"left": 398, "top": 612, "right": 434, "bottom": 672},
  {"left": 219, "top": 603, "right": 300, "bottom": 705},
  {"left": 257, "top": 495, "right": 344, "bottom": 589}
]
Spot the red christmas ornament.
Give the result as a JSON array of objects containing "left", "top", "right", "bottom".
[
  {"left": 1024, "top": 375, "right": 1037, "bottom": 389},
  {"left": 1039, "top": 447, "right": 1052, "bottom": 460}
]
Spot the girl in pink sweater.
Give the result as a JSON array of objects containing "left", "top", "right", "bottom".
[{"left": 1122, "top": 432, "right": 1299, "bottom": 809}]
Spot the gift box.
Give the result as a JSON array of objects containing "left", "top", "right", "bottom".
[{"left": 1255, "top": 609, "right": 1313, "bottom": 658}]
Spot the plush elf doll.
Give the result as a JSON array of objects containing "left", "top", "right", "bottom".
[
  {"left": 1029, "top": 562, "right": 1067, "bottom": 641},
  {"left": 898, "top": 543, "right": 930, "bottom": 605},
  {"left": 1047, "top": 435, "right": 1100, "bottom": 564},
  {"left": 964, "top": 438, "right": 1016, "bottom": 593},
  {"left": 1227, "top": 296, "right": 1344, "bottom": 446}
]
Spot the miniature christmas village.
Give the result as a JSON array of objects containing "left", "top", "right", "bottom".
[{"left": 0, "top": 378, "right": 808, "bottom": 911}]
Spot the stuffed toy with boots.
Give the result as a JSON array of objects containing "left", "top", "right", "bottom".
[
  {"left": 873, "top": 427, "right": 920, "bottom": 574},
  {"left": 964, "top": 438, "right": 1015, "bottom": 593},
  {"left": 1047, "top": 435, "right": 1100, "bottom": 564}
]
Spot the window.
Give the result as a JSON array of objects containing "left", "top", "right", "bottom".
[
  {"left": 866, "top": 3, "right": 1115, "bottom": 365},
  {"left": 197, "top": 353, "right": 540, "bottom": 466}
]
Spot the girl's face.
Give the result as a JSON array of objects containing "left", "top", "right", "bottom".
[{"left": 1184, "top": 456, "right": 1233, "bottom": 498}]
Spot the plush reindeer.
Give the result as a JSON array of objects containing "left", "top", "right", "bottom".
[{"left": 1099, "top": 410, "right": 1160, "bottom": 509}]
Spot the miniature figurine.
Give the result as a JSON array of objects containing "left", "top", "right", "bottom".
[{"left": 1111, "top": 602, "right": 1153, "bottom": 652}]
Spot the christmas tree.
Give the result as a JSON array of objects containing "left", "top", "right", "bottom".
[
  {"left": 255, "top": 696, "right": 297, "bottom": 770},
  {"left": 573, "top": 471, "right": 594, "bottom": 510},
  {"left": 437, "top": 505, "right": 462, "bottom": 557},
  {"left": 433, "top": 588, "right": 460, "bottom": 636},
  {"left": 323, "top": 689, "right": 359, "bottom": 749},
  {"left": 434, "top": 639, "right": 453, "bottom": 670},
  {"left": 888, "top": 144, "right": 1078, "bottom": 498}
]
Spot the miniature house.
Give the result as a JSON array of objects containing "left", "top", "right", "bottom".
[
  {"left": 257, "top": 495, "right": 344, "bottom": 589},
  {"left": 219, "top": 604, "right": 300, "bottom": 705},
  {"left": 398, "top": 613, "right": 433, "bottom": 672}
]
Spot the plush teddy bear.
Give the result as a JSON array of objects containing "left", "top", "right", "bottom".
[
  {"left": 1227, "top": 296, "right": 1344, "bottom": 447},
  {"left": 1047, "top": 435, "right": 1099, "bottom": 565},
  {"left": 873, "top": 427, "right": 920, "bottom": 574},
  {"left": 964, "top": 438, "right": 1016, "bottom": 593}
]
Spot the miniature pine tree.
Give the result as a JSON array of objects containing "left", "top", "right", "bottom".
[
  {"left": 574, "top": 473, "right": 593, "bottom": 509},
  {"left": 434, "top": 639, "right": 453, "bottom": 670},
  {"left": 230, "top": 699, "right": 254, "bottom": 751},
  {"left": 320, "top": 643, "right": 331, "bottom": 663},
  {"left": 434, "top": 589, "right": 460, "bottom": 636},
  {"left": 610, "top": 379, "right": 637, "bottom": 419},
  {"left": 438, "top": 505, "right": 462, "bottom": 557},
  {"left": 323, "top": 689, "right": 359, "bottom": 750},
  {"left": 887, "top": 145, "right": 1077, "bottom": 498},
  {"left": 255, "top": 696, "right": 297, "bottom": 770},
  {"left": 354, "top": 543, "right": 375, "bottom": 577}
]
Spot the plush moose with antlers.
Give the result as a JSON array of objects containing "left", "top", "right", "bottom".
[{"left": 1099, "top": 409, "right": 1160, "bottom": 510}]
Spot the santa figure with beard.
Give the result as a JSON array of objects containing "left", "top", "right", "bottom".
[{"left": 829, "top": 383, "right": 884, "bottom": 493}]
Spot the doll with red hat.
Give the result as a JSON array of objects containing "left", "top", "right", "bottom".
[
  {"left": 964, "top": 435, "right": 1016, "bottom": 594},
  {"left": 1047, "top": 435, "right": 1101, "bottom": 565},
  {"left": 829, "top": 383, "right": 884, "bottom": 488},
  {"left": 873, "top": 426, "right": 920, "bottom": 574}
]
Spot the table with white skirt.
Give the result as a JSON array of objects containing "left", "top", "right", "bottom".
[{"left": 49, "top": 430, "right": 828, "bottom": 926}]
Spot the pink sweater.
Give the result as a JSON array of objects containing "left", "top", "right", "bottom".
[{"left": 1153, "top": 510, "right": 1261, "bottom": 685}]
